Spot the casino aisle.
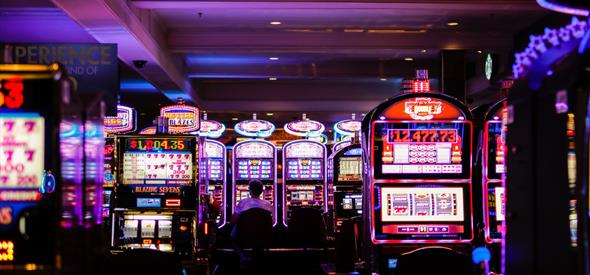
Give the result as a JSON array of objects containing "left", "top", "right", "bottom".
[{"left": 1, "top": 1, "right": 589, "bottom": 275}]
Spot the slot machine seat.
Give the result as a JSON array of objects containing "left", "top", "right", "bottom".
[
  {"left": 287, "top": 207, "right": 327, "bottom": 249},
  {"left": 234, "top": 207, "right": 274, "bottom": 249},
  {"left": 394, "top": 246, "right": 472, "bottom": 275}
]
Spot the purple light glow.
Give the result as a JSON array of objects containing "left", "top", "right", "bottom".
[{"left": 536, "top": 0, "right": 589, "bottom": 16}]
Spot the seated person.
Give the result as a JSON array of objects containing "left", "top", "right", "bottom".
[{"left": 232, "top": 180, "right": 273, "bottom": 221}]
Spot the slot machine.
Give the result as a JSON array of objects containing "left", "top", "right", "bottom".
[
  {"left": 331, "top": 143, "right": 363, "bottom": 231},
  {"left": 481, "top": 99, "right": 506, "bottom": 273},
  {"left": 282, "top": 140, "right": 327, "bottom": 226},
  {"left": 232, "top": 140, "right": 277, "bottom": 225},
  {"left": 506, "top": 9, "right": 590, "bottom": 274},
  {"left": 205, "top": 139, "right": 226, "bottom": 227},
  {"left": 362, "top": 92, "right": 474, "bottom": 274},
  {"left": 0, "top": 64, "right": 96, "bottom": 271},
  {"left": 110, "top": 101, "right": 202, "bottom": 259}
]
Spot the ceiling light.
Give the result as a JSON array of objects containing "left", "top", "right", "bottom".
[
  {"left": 266, "top": 113, "right": 274, "bottom": 116},
  {"left": 270, "top": 21, "right": 282, "bottom": 25},
  {"left": 232, "top": 117, "right": 239, "bottom": 121},
  {"left": 269, "top": 57, "right": 279, "bottom": 60},
  {"left": 269, "top": 77, "right": 277, "bottom": 81},
  {"left": 447, "top": 22, "right": 459, "bottom": 26},
  {"left": 477, "top": 50, "right": 483, "bottom": 54},
  {"left": 404, "top": 57, "right": 414, "bottom": 61},
  {"left": 421, "top": 49, "right": 427, "bottom": 53},
  {"left": 380, "top": 78, "right": 387, "bottom": 81}
]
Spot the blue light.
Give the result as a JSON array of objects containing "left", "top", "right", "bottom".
[
  {"left": 536, "top": 0, "right": 589, "bottom": 16},
  {"left": 162, "top": 90, "right": 192, "bottom": 102},
  {"left": 472, "top": 247, "right": 491, "bottom": 264},
  {"left": 120, "top": 80, "right": 157, "bottom": 92}
]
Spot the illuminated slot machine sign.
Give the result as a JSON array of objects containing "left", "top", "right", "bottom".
[
  {"left": 104, "top": 105, "right": 136, "bottom": 134},
  {"left": 282, "top": 140, "right": 327, "bottom": 225},
  {"left": 205, "top": 140, "right": 226, "bottom": 226},
  {"left": 232, "top": 140, "right": 277, "bottom": 223},
  {"left": 160, "top": 104, "right": 200, "bottom": 134},
  {"left": 103, "top": 137, "right": 116, "bottom": 219},
  {"left": 334, "top": 119, "right": 361, "bottom": 142},
  {"left": 332, "top": 144, "right": 363, "bottom": 219},
  {"left": 483, "top": 101, "right": 507, "bottom": 242},
  {"left": 369, "top": 94, "right": 473, "bottom": 243}
]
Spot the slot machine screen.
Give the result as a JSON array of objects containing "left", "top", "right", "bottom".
[
  {"left": 286, "top": 159, "right": 323, "bottom": 180},
  {"left": 236, "top": 159, "right": 273, "bottom": 180},
  {"left": 121, "top": 138, "right": 193, "bottom": 185},
  {"left": 380, "top": 187, "right": 464, "bottom": 222},
  {"left": 337, "top": 157, "right": 362, "bottom": 182},
  {"left": 338, "top": 194, "right": 363, "bottom": 214},
  {"left": 291, "top": 190, "right": 315, "bottom": 201},
  {"left": 207, "top": 159, "right": 223, "bottom": 180},
  {"left": 486, "top": 121, "right": 505, "bottom": 179},
  {"left": 373, "top": 122, "right": 471, "bottom": 180}
]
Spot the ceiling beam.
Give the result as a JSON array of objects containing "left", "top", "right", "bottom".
[
  {"left": 51, "top": 0, "right": 198, "bottom": 103},
  {"left": 132, "top": 1, "right": 541, "bottom": 11},
  {"left": 168, "top": 30, "right": 513, "bottom": 53}
]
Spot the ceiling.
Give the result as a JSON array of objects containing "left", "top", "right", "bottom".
[{"left": 0, "top": 0, "right": 549, "bottom": 128}]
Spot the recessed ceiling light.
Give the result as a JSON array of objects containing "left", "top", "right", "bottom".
[
  {"left": 477, "top": 50, "right": 483, "bottom": 54},
  {"left": 421, "top": 49, "right": 427, "bottom": 53},
  {"left": 404, "top": 57, "right": 414, "bottom": 61},
  {"left": 270, "top": 21, "right": 282, "bottom": 25},
  {"left": 232, "top": 117, "right": 239, "bottom": 121},
  {"left": 269, "top": 57, "right": 279, "bottom": 60},
  {"left": 266, "top": 113, "right": 274, "bottom": 116},
  {"left": 269, "top": 77, "right": 277, "bottom": 81},
  {"left": 380, "top": 78, "right": 387, "bottom": 81},
  {"left": 447, "top": 22, "right": 459, "bottom": 26}
]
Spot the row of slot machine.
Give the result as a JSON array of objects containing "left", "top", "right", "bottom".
[{"left": 100, "top": 107, "right": 365, "bottom": 258}]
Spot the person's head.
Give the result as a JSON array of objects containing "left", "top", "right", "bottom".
[{"left": 248, "top": 180, "right": 264, "bottom": 198}]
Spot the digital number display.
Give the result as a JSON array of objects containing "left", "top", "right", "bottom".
[
  {"left": 286, "top": 159, "right": 323, "bottom": 180},
  {"left": 337, "top": 157, "right": 362, "bottom": 182},
  {"left": 380, "top": 187, "right": 464, "bottom": 222},
  {"left": 0, "top": 78, "right": 25, "bottom": 109},
  {"left": 388, "top": 129, "right": 458, "bottom": 143},
  {"left": 125, "top": 138, "right": 191, "bottom": 152},
  {"left": 373, "top": 122, "right": 471, "bottom": 179},
  {"left": 236, "top": 159, "right": 272, "bottom": 180},
  {"left": 122, "top": 152, "right": 193, "bottom": 184},
  {"left": 0, "top": 114, "right": 44, "bottom": 191}
]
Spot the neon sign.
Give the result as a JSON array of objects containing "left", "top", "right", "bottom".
[
  {"left": 284, "top": 141, "right": 324, "bottom": 158},
  {"left": 404, "top": 98, "right": 442, "bottom": 121},
  {"left": 0, "top": 78, "right": 24, "bottom": 109},
  {"left": 513, "top": 17, "right": 588, "bottom": 79},
  {"left": 0, "top": 114, "right": 44, "bottom": 191},
  {"left": 235, "top": 120, "right": 275, "bottom": 138},
  {"left": 235, "top": 142, "right": 274, "bottom": 158},
  {"left": 284, "top": 119, "right": 325, "bottom": 137},
  {"left": 334, "top": 120, "right": 361, "bottom": 137},
  {"left": 0, "top": 207, "right": 12, "bottom": 225},
  {"left": 198, "top": 120, "right": 226, "bottom": 138},
  {"left": 0, "top": 240, "right": 14, "bottom": 262},
  {"left": 104, "top": 105, "right": 136, "bottom": 134},
  {"left": 412, "top": 79, "right": 430, "bottom": 93},
  {"left": 160, "top": 105, "right": 200, "bottom": 133}
]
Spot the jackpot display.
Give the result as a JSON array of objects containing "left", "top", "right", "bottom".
[
  {"left": 111, "top": 135, "right": 199, "bottom": 258},
  {"left": 232, "top": 140, "right": 277, "bottom": 224},
  {"left": 205, "top": 140, "right": 226, "bottom": 227},
  {"left": 362, "top": 93, "right": 474, "bottom": 273},
  {"left": 282, "top": 140, "right": 327, "bottom": 226}
]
